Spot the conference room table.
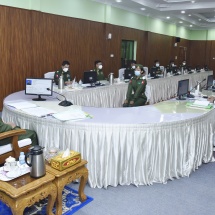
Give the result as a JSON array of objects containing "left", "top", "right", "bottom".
[
  {"left": 2, "top": 91, "right": 215, "bottom": 188},
  {"left": 59, "top": 70, "right": 213, "bottom": 107}
]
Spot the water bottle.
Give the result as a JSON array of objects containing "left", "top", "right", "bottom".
[
  {"left": 19, "top": 152, "right": 26, "bottom": 165},
  {"left": 58, "top": 75, "right": 64, "bottom": 89}
]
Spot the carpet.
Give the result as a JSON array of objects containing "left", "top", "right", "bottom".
[{"left": 0, "top": 186, "right": 93, "bottom": 215}]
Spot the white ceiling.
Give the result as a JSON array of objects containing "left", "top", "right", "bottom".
[{"left": 92, "top": 0, "right": 215, "bottom": 30}]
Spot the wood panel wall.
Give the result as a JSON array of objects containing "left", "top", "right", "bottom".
[{"left": 0, "top": 5, "right": 214, "bottom": 110}]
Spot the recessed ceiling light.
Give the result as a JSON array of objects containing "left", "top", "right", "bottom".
[
  {"left": 179, "top": 21, "right": 183, "bottom": 23},
  {"left": 181, "top": 11, "right": 185, "bottom": 14},
  {"left": 140, "top": 8, "right": 145, "bottom": 10},
  {"left": 199, "top": 19, "right": 201, "bottom": 21},
  {"left": 166, "top": 16, "right": 170, "bottom": 19},
  {"left": 188, "top": 14, "right": 191, "bottom": 17},
  {"left": 191, "top": 1, "right": 195, "bottom": 3},
  {"left": 115, "top": 0, "right": 122, "bottom": 2},
  {"left": 190, "top": 25, "right": 193, "bottom": 27}
]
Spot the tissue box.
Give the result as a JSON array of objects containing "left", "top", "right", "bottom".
[{"left": 50, "top": 150, "right": 81, "bottom": 171}]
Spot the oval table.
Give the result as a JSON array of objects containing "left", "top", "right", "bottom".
[
  {"left": 59, "top": 70, "right": 213, "bottom": 107},
  {"left": 2, "top": 91, "right": 215, "bottom": 188}
]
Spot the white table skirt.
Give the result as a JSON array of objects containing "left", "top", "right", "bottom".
[
  {"left": 60, "top": 71, "right": 213, "bottom": 107},
  {"left": 2, "top": 92, "right": 215, "bottom": 188}
]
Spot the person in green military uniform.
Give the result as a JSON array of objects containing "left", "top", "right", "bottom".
[
  {"left": 150, "top": 60, "right": 163, "bottom": 78},
  {"left": 94, "top": 60, "right": 105, "bottom": 81},
  {"left": 54, "top": 60, "right": 72, "bottom": 85},
  {"left": 123, "top": 65, "right": 147, "bottom": 107},
  {"left": 0, "top": 118, "right": 38, "bottom": 146}
]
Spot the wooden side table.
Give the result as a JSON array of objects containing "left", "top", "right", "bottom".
[
  {"left": 46, "top": 159, "right": 88, "bottom": 215},
  {"left": 0, "top": 172, "right": 57, "bottom": 215}
]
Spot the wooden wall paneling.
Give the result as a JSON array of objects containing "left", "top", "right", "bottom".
[
  {"left": 177, "top": 39, "right": 190, "bottom": 66},
  {"left": 209, "top": 41, "right": 215, "bottom": 75},
  {"left": 147, "top": 32, "right": 173, "bottom": 68},
  {"left": 189, "top": 41, "right": 207, "bottom": 68}
]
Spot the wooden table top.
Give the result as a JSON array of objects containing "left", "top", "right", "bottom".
[{"left": 0, "top": 172, "right": 55, "bottom": 198}]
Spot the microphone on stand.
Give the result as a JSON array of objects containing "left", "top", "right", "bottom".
[
  {"left": 187, "top": 78, "right": 206, "bottom": 98},
  {"left": 47, "top": 88, "right": 73, "bottom": 106}
]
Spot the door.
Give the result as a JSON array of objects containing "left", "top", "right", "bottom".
[{"left": 121, "top": 40, "right": 134, "bottom": 68}]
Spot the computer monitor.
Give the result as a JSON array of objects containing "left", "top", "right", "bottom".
[
  {"left": 177, "top": 79, "right": 189, "bottom": 100},
  {"left": 124, "top": 69, "right": 134, "bottom": 79},
  {"left": 206, "top": 75, "right": 213, "bottom": 89},
  {"left": 25, "top": 78, "right": 53, "bottom": 101},
  {"left": 150, "top": 67, "right": 159, "bottom": 78},
  {"left": 196, "top": 65, "right": 201, "bottom": 72},
  {"left": 172, "top": 67, "right": 178, "bottom": 75},
  {"left": 83, "top": 71, "right": 97, "bottom": 84}
]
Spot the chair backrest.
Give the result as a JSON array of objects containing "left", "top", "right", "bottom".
[
  {"left": 118, "top": 68, "right": 126, "bottom": 79},
  {"left": 0, "top": 129, "right": 31, "bottom": 164},
  {"left": 145, "top": 85, "right": 151, "bottom": 104},
  {"left": 44, "top": 71, "right": 55, "bottom": 79},
  {"left": 143, "top": 67, "right": 148, "bottom": 76}
]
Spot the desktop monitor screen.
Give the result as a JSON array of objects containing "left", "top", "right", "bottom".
[
  {"left": 25, "top": 78, "right": 53, "bottom": 101},
  {"left": 83, "top": 71, "right": 97, "bottom": 84},
  {"left": 206, "top": 75, "right": 213, "bottom": 89},
  {"left": 124, "top": 69, "right": 134, "bottom": 79},
  {"left": 172, "top": 67, "right": 178, "bottom": 74},
  {"left": 177, "top": 79, "right": 189, "bottom": 100}
]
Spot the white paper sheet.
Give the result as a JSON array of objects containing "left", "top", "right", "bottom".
[
  {"left": 6, "top": 101, "right": 37, "bottom": 109},
  {"left": 52, "top": 109, "right": 87, "bottom": 121},
  {"left": 21, "top": 107, "right": 57, "bottom": 117}
]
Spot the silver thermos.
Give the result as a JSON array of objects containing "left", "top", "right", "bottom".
[
  {"left": 25, "top": 145, "right": 46, "bottom": 178},
  {"left": 108, "top": 73, "right": 114, "bottom": 85},
  {"left": 58, "top": 75, "right": 64, "bottom": 89}
]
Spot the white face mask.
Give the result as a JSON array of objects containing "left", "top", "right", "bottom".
[
  {"left": 135, "top": 70, "right": 141, "bottom": 76},
  {"left": 63, "top": 68, "right": 69, "bottom": 72},
  {"left": 172, "top": 63, "right": 174, "bottom": 67},
  {"left": 156, "top": 63, "right": 160, "bottom": 67},
  {"left": 132, "top": 65, "right": 136, "bottom": 69},
  {"left": 183, "top": 62, "right": 186, "bottom": 66},
  {"left": 98, "top": 65, "right": 103, "bottom": 70}
]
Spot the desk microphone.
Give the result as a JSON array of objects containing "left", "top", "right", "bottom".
[
  {"left": 46, "top": 88, "right": 73, "bottom": 106},
  {"left": 189, "top": 78, "right": 206, "bottom": 93}
]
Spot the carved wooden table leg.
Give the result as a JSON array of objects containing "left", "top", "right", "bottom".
[
  {"left": 78, "top": 166, "right": 88, "bottom": 202},
  {"left": 46, "top": 159, "right": 89, "bottom": 215}
]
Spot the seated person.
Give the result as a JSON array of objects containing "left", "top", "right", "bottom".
[
  {"left": 208, "top": 96, "right": 215, "bottom": 103},
  {"left": 129, "top": 60, "right": 136, "bottom": 70},
  {"left": 123, "top": 65, "right": 147, "bottom": 107},
  {"left": 94, "top": 60, "right": 105, "bottom": 81},
  {"left": 54, "top": 60, "right": 72, "bottom": 85},
  {"left": 150, "top": 60, "right": 163, "bottom": 78},
  {"left": 166, "top": 60, "right": 176, "bottom": 69},
  {"left": 179, "top": 60, "right": 187, "bottom": 71},
  {"left": 0, "top": 118, "right": 38, "bottom": 146}
]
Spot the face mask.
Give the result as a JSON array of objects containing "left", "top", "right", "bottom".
[
  {"left": 156, "top": 63, "right": 160, "bottom": 67},
  {"left": 183, "top": 62, "right": 186, "bottom": 65},
  {"left": 63, "top": 68, "right": 69, "bottom": 72},
  {"left": 98, "top": 65, "right": 103, "bottom": 70},
  {"left": 135, "top": 70, "right": 141, "bottom": 76},
  {"left": 172, "top": 63, "right": 174, "bottom": 67},
  {"left": 132, "top": 65, "right": 135, "bottom": 69}
]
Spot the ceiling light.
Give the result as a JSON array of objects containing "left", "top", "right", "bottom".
[
  {"left": 190, "top": 25, "right": 193, "bottom": 27},
  {"left": 115, "top": 0, "right": 122, "bottom": 2},
  {"left": 188, "top": 14, "right": 191, "bottom": 16},
  {"left": 191, "top": 1, "right": 195, "bottom": 3},
  {"left": 179, "top": 21, "right": 183, "bottom": 23},
  {"left": 199, "top": 19, "right": 201, "bottom": 21},
  {"left": 166, "top": 16, "right": 170, "bottom": 19},
  {"left": 181, "top": 11, "right": 185, "bottom": 14},
  {"left": 140, "top": 8, "right": 145, "bottom": 10}
]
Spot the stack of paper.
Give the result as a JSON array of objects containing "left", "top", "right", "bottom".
[
  {"left": 187, "top": 100, "right": 213, "bottom": 109},
  {"left": 6, "top": 100, "right": 37, "bottom": 109},
  {"left": 52, "top": 109, "right": 88, "bottom": 121},
  {"left": 21, "top": 107, "right": 57, "bottom": 117}
]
